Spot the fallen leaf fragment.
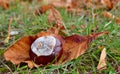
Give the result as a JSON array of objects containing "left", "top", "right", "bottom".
[
  {"left": 48, "top": 7, "right": 63, "bottom": 25},
  {"left": 4, "top": 36, "right": 37, "bottom": 64},
  {"left": 0, "top": 0, "right": 10, "bottom": 9},
  {"left": 101, "top": 0, "right": 113, "bottom": 10},
  {"left": 116, "top": 17, "right": 120, "bottom": 24},
  {"left": 103, "top": 11, "right": 114, "bottom": 19},
  {"left": 103, "top": 11, "right": 120, "bottom": 24},
  {"left": 24, "top": 61, "right": 39, "bottom": 68},
  {"left": 35, "top": 6, "right": 65, "bottom": 31},
  {"left": 35, "top": 4, "right": 53, "bottom": 15},
  {"left": 35, "top": 6, "right": 65, "bottom": 34},
  {"left": 97, "top": 48, "right": 107, "bottom": 70},
  {"left": 47, "top": 7, "right": 65, "bottom": 34}
]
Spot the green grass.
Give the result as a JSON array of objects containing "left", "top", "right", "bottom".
[{"left": 0, "top": 0, "right": 120, "bottom": 74}]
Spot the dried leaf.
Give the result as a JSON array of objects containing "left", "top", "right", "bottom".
[
  {"left": 35, "top": 4, "right": 53, "bottom": 15},
  {"left": 48, "top": 8, "right": 63, "bottom": 24},
  {"left": 57, "top": 35, "right": 89, "bottom": 64},
  {"left": 116, "top": 17, "right": 120, "bottom": 24},
  {"left": 80, "top": 24, "right": 87, "bottom": 29},
  {"left": 101, "top": 0, "right": 113, "bottom": 10},
  {"left": 47, "top": 8, "right": 65, "bottom": 34},
  {"left": 103, "top": 11, "right": 114, "bottom": 19},
  {"left": 97, "top": 48, "right": 107, "bottom": 70},
  {"left": 35, "top": 7, "right": 65, "bottom": 34},
  {"left": 4, "top": 31, "right": 108, "bottom": 68},
  {"left": 4, "top": 36, "right": 36, "bottom": 64},
  {"left": 103, "top": 11, "right": 120, "bottom": 24},
  {"left": 57, "top": 32, "right": 109, "bottom": 64},
  {"left": 0, "top": 0, "right": 10, "bottom": 9},
  {"left": 24, "top": 61, "right": 34, "bottom": 68},
  {"left": 24, "top": 61, "right": 39, "bottom": 68},
  {"left": 70, "top": 25, "right": 77, "bottom": 30}
]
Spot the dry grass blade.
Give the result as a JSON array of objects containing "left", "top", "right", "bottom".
[{"left": 4, "top": 18, "right": 13, "bottom": 43}]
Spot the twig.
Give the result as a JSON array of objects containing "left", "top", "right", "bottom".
[
  {"left": 104, "top": 21, "right": 112, "bottom": 28},
  {"left": 4, "top": 18, "right": 13, "bottom": 43}
]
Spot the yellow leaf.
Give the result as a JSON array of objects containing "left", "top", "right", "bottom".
[{"left": 97, "top": 48, "right": 107, "bottom": 70}]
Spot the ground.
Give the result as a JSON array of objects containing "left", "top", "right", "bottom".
[{"left": 0, "top": 0, "right": 120, "bottom": 74}]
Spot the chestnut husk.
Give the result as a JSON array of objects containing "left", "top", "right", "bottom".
[{"left": 29, "top": 37, "right": 63, "bottom": 65}]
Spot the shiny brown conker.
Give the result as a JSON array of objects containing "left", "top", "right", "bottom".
[{"left": 29, "top": 36, "right": 62, "bottom": 65}]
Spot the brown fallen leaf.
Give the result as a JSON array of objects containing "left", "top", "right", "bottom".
[
  {"left": 0, "top": 0, "right": 10, "bottom": 9},
  {"left": 35, "top": 4, "right": 53, "bottom": 15},
  {"left": 48, "top": 7, "right": 63, "bottom": 25},
  {"left": 101, "top": 0, "right": 113, "bottom": 10},
  {"left": 97, "top": 48, "right": 107, "bottom": 70},
  {"left": 116, "top": 17, "right": 120, "bottom": 24},
  {"left": 47, "top": 7, "right": 65, "bottom": 34},
  {"left": 57, "top": 32, "right": 109, "bottom": 64},
  {"left": 103, "top": 11, "right": 114, "bottom": 18},
  {"left": 4, "top": 36, "right": 36, "bottom": 65},
  {"left": 4, "top": 31, "right": 108, "bottom": 68},
  {"left": 103, "top": 11, "right": 120, "bottom": 24},
  {"left": 36, "top": 6, "right": 65, "bottom": 34}
]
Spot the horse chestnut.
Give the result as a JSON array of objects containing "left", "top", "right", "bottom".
[{"left": 29, "top": 36, "right": 62, "bottom": 65}]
